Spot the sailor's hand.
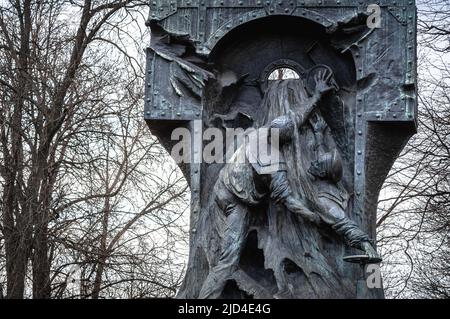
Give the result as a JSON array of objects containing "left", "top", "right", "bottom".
[
  {"left": 314, "top": 70, "right": 335, "bottom": 96},
  {"left": 362, "top": 241, "right": 381, "bottom": 260},
  {"left": 299, "top": 209, "right": 321, "bottom": 224},
  {"left": 311, "top": 113, "right": 327, "bottom": 133},
  {"left": 286, "top": 198, "right": 321, "bottom": 224}
]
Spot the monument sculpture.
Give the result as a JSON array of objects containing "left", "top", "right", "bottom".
[{"left": 144, "top": 0, "right": 418, "bottom": 299}]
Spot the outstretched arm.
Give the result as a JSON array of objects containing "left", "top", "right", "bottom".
[
  {"left": 270, "top": 170, "right": 320, "bottom": 224},
  {"left": 295, "top": 70, "right": 336, "bottom": 127},
  {"left": 284, "top": 196, "right": 320, "bottom": 224},
  {"left": 311, "top": 113, "right": 328, "bottom": 156}
]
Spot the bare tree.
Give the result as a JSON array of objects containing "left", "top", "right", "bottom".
[
  {"left": 0, "top": 0, "right": 189, "bottom": 299},
  {"left": 48, "top": 104, "right": 189, "bottom": 299},
  {"left": 377, "top": 0, "right": 450, "bottom": 299}
]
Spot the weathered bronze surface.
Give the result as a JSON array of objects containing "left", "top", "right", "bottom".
[{"left": 144, "top": 0, "right": 418, "bottom": 299}]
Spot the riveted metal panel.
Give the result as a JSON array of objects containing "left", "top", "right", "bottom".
[
  {"left": 146, "top": 0, "right": 417, "bottom": 124},
  {"left": 144, "top": 48, "right": 206, "bottom": 121},
  {"left": 144, "top": 1, "right": 417, "bottom": 299},
  {"left": 145, "top": 0, "right": 417, "bottom": 217}
]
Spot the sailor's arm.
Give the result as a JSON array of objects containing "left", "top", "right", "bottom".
[
  {"left": 295, "top": 70, "right": 336, "bottom": 127},
  {"left": 294, "top": 99, "right": 319, "bottom": 127},
  {"left": 270, "top": 170, "right": 320, "bottom": 224}
]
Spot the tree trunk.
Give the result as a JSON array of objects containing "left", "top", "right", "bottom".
[
  {"left": 91, "top": 196, "right": 111, "bottom": 299},
  {"left": 91, "top": 259, "right": 106, "bottom": 299},
  {"left": 5, "top": 234, "right": 29, "bottom": 299},
  {"left": 32, "top": 225, "right": 51, "bottom": 299}
]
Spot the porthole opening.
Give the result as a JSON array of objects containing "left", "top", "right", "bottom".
[{"left": 268, "top": 67, "right": 300, "bottom": 81}]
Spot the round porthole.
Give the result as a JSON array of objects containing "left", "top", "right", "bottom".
[
  {"left": 260, "top": 59, "right": 305, "bottom": 92},
  {"left": 268, "top": 67, "right": 300, "bottom": 80}
]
